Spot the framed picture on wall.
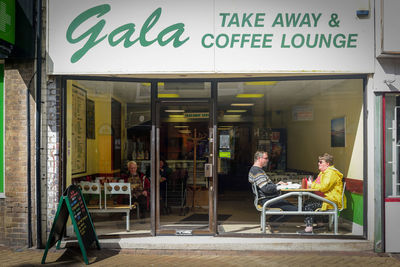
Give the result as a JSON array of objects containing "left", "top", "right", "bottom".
[
  {"left": 86, "top": 99, "right": 95, "bottom": 139},
  {"left": 331, "top": 117, "right": 345, "bottom": 147}
]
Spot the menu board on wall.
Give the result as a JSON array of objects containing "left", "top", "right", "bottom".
[
  {"left": 71, "top": 85, "right": 87, "bottom": 174},
  {"left": 41, "top": 184, "right": 100, "bottom": 265}
]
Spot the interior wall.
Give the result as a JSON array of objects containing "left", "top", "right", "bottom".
[
  {"left": 285, "top": 79, "right": 364, "bottom": 180},
  {"left": 66, "top": 81, "right": 127, "bottom": 184}
]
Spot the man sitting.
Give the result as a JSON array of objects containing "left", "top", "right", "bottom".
[
  {"left": 122, "top": 161, "right": 150, "bottom": 218},
  {"left": 248, "top": 151, "right": 297, "bottom": 232}
]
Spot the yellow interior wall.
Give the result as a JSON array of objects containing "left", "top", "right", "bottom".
[
  {"left": 67, "top": 81, "right": 127, "bottom": 184},
  {"left": 285, "top": 79, "right": 363, "bottom": 180}
]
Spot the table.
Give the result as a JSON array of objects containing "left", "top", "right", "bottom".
[
  {"left": 280, "top": 188, "right": 319, "bottom": 192},
  {"left": 260, "top": 189, "right": 338, "bottom": 234}
]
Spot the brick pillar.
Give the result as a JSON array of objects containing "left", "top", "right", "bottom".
[{"left": 0, "top": 60, "right": 35, "bottom": 247}]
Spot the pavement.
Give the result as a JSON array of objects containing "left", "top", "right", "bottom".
[{"left": 1, "top": 245, "right": 400, "bottom": 267}]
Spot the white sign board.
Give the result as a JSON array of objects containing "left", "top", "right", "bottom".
[{"left": 47, "top": 0, "right": 374, "bottom": 74}]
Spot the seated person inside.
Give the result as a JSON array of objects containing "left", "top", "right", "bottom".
[
  {"left": 122, "top": 161, "right": 150, "bottom": 218},
  {"left": 299, "top": 153, "right": 347, "bottom": 234},
  {"left": 248, "top": 151, "right": 297, "bottom": 232}
]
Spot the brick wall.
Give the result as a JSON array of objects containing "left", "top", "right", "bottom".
[{"left": 0, "top": 60, "right": 35, "bottom": 247}]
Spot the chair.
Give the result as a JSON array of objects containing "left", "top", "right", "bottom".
[
  {"left": 251, "top": 183, "right": 282, "bottom": 231},
  {"left": 104, "top": 182, "right": 139, "bottom": 231},
  {"left": 327, "top": 180, "right": 346, "bottom": 230},
  {"left": 78, "top": 181, "right": 102, "bottom": 209}
]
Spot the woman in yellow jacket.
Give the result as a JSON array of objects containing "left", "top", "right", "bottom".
[{"left": 298, "top": 153, "right": 347, "bottom": 234}]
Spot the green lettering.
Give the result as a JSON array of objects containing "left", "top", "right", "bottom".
[
  {"left": 139, "top": 8, "right": 161, "bottom": 46},
  {"left": 230, "top": 34, "right": 240, "bottom": 47},
  {"left": 254, "top": 13, "right": 265, "bottom": 27},
  {"left": 299, "top": 14, "right": 311, "bottom": 27},
  {"left": 281, "top": 34, "right": 290, "bottom": 48},
  {"left": 306, "top": 34, "right": 318, "bottom": 48},
  {"left": 312, "top": 13, "right": 321, "bottom": 27},
  {"left": 286, "top": 13, "right": 301, "bottom": 27},
  {"left": 66, "top": 4, "right": 109, "bottom": 63},
  {"left": 158, "top": 23, "right": 189, "bottom": 47},
  {"left": 202, "top": 34, "right": 214, "bottom": 48},
  {"left": 108, "top": 23, "right": 137, "bottom": 47},
  {"left": 241, "top": 34, "right": 251, "bottom": 47},
  {"left": 319, "top": 34, "right": 331, "bottom": 48},
  {"left": 272, "top": 13, "right": 283, "bottom": 27},
  {"left": 251, "top": 34, "right": 261, "bottom": 48},
  {"left": 262, "top": 34, "right": 273, "bottom": 48},
  {"left": 219, "top": 13, "right": 230, "bottom": 27},
  {"left": 347, "top": 34, "right": 357, "bottom": 48},
  {"left": 333, "top": 34, "right": 346, "bottom": 48},
  {"left": 227, "top": 13, "right": 240, "bottom": 27},
  {"left": 241, "top": 13, "right": 253, "bottom": 27},
  {"left": 292, "top": 34, "right": 304, "bottom": 48}
]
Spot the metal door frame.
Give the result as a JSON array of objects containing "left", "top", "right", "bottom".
[{"left": 155, "top": 99, "right": 216, "bottom": 235}]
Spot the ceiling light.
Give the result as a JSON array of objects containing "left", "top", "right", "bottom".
[
  {"left": 179, "top": 130, "right": 192, "bottom": 134},
  {"left": 165, "top": 109, "right": 185, "bottom": 113},
  {"left": 236, "top": 94, "right": 264, "bottom": 98},
  {"left": 226, "top": 109, "right": 247, "bottom": 113},
  {"left": 244, "top": 81, "right": 277, "bottom": 86},
  {"left": 174, "top": 125, "right": 189, "bottom": 128},
  {"left": 158, "top": 93, "right": 179, "bottom": 98},
  {"left": 223, "top": 114, "right": 241, "bottom": 118},
  {"left": 231, "top": 103, "right": 254, "bottom": 107}
]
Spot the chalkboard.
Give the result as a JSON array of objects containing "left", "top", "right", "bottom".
[
  {"left": 42, "top": 185, "right": 100, "bottom": 265},
  {"left": 66, "top": 185, "right": 98, "bottom": 249}
]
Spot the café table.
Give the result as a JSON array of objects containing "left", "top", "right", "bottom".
[{"left": 261, "top": 187, "right": 338, "bottom": 234}]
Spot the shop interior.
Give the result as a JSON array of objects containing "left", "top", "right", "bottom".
[{"left": 65, "top": 78, "right": 364, "bottom": 237}]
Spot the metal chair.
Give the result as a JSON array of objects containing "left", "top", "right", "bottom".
[
  {"left": 78, "top": 181, "right": 102, "bottom": 209},
  {"left": 251, "top": 182, "right": 282, "bottom": 231}
]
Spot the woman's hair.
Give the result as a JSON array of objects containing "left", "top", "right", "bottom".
[
  {"left": 319, "top": 153, "right": 334, "bottom": 165},
  {"left": 254, "top": 151, "right": 267, "bottom": 162}
]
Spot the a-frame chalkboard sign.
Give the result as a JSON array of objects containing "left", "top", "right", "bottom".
[{"left": 41, "top": 184, "right": 100, "bottom": 265}]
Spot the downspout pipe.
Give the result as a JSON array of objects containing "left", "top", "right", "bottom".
[
  {"left": 27, "top": 72, "right": 35, "bottom": 248},
  {"left": 35, "top": 0, "right": 42, "bottom": 248}
]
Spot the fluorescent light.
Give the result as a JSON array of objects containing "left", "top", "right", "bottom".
[
  {"left": 231, "top": 103, "right": 254, "bottom": 107},
  {"left": 165, "top": 109, "right": 185, "bottom": 113},
  {"left": 174, "top": 125, "right": 189, "bottom": 128},
  {"left": 223, "top": 114, "right": 241, "bottom": 118},
  {"left": 179, "top": 130, "right": 192, "bottom": 134},
  {"left": 244, "top": 81, "right": 277, "bottom": 86},
  {"left": 158, "top": 93, "right": 179, "bottom": 98},
  {"left": 169, "top": 114, "right": 184, "bottom": 118},
  {"left": 236, "top": 94, "right": 264, "bottom": 98},
  {"left": 226, "top": 109, "right": 247, "bottom": 113}
]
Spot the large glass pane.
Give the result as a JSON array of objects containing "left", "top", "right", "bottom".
[
  {"left": 158, "top": 103, "right": 211, "bottom": 232},
  {"left": 158, "top": 82, "right": 211, "bottom": 98},
  {"left": 66, "top": 80, "right": 151, "bottom": 236},
  {"left": 385, "top": 94, "right": 400, "bottom": 197},
  {"left": 217, "top": 79, "right": 364, "bottom": 236}
]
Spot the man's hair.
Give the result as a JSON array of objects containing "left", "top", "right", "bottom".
[
  {"left": 127, "top": 161, "right": 137, "bottom": 167},
  {"left": 319, "top": 153, "right": 334, "bottom": 165},
  {"left": 254, "top": 151, "right": 267, "bottom": 162}
]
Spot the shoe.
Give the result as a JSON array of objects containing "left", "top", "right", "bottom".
[
  {"left": 266, "top": 224, "right": 279, "bottom": 234},
  {"left": 297, "top": 229, "right": 314, "bottom": 235}
]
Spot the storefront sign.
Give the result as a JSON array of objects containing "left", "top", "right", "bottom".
[{"left": 48, "top": 0, "right": 374, "bottom": 74}]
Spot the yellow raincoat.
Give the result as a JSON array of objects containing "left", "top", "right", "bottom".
[{"left": 311, "top": 165, "right": 347, "bottom": 211}]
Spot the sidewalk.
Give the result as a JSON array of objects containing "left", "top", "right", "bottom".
[{"left": 1, "top": 245, "right": 400, "bottom": 267}]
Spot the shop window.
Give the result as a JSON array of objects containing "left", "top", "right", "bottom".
[
  {"left": 384, "top": 94, "right": 400, "bottom": 197},
  {"left": 66, "top": 79, "right": 151, "bottom": 235},
  {"left": 217, "top": 78, "right": 364, "bottom": 236}
]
